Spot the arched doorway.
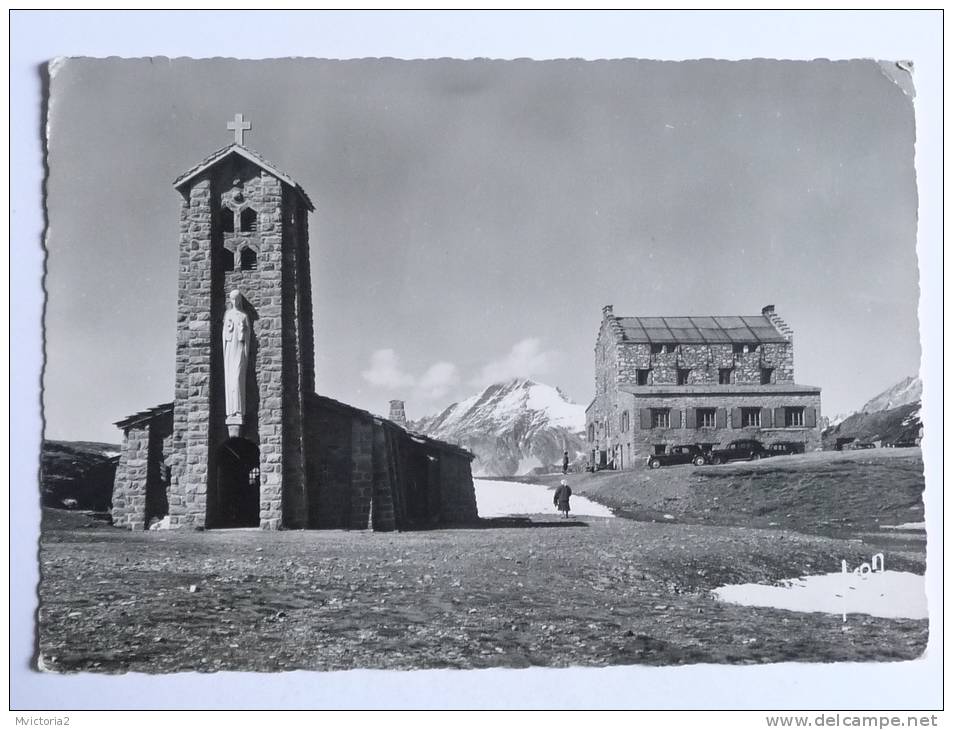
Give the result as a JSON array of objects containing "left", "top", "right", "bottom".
[{"left": 215, "top": 437, "right": 260, "bottom": 527}]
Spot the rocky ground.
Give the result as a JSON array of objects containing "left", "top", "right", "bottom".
[{"left": 38, "top": 501, "right": 927, "bottom": 674}]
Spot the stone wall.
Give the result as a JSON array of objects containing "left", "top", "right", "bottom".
[
  {"left": 112, "top": 425, "right": 150, "bottom": 530},
  {"left": 596, "top": 390, "right": 822, "bottom": 468},
  {"left": 614, "top": 341, "right": 794, "bottom": 386},
  {"left": 112, "top": 410, "right": 173, "bottom": 529},
  {"left": 304, "top": 395, "right": 478, "bottom": 529},
  {"left": 170, "top": 176, "right": 214, "bottom": 529}
]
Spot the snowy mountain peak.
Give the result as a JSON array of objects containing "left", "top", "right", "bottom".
[
  {"left": 411, "top": 380, "right": 587, "bottom": 477},
  {"left": 861, "top": 376, "right": 922, "bottom": 414}
]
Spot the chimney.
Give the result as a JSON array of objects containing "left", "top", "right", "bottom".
[
  {"left": 761, "top": 304, "right": 793, "bottom": 341},
  {"left": 388, "top": 399, "right": 407, "bottom": 428},
  {"left": 602, "top": 304, "right": 614, "bottom": 319}
]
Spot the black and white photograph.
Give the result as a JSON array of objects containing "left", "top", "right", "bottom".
[{"left": 11, "top": 9, "right": 942, "bottom": 714}]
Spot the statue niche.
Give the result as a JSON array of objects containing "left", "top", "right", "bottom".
[{"left": 223, "top": 289, "right": 251, "bottom": 437}]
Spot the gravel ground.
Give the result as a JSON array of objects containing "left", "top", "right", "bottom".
[{"left": 38, "top": 509, "right": 927, "bottom": 673}]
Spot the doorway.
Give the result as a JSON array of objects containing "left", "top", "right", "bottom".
[{"left": 215, "top": 437, "right": 260, "bottom": 527}]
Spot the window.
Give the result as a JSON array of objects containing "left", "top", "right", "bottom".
[
  {"left": 588, "top": 424, "right": 594, "bottom": 442},
  {"left": 240, "top": 207, "right": 258, "bottom": 233},
  {"left": 719, "top": 368, "right": 733, "bottom": 385},
  {"left": 222, "top": 248, "right": 235, "bottom": 272},
  {"left": 652, "top": 409, "right": 670, "bottom": 429},
  {"left": 654, "top": 444, "right": 667, "bottom": 456},
  {"left": 636, "top": 369, "right": 650, "bottom": 385},
  {"left": 760, "top": 368, "right": 774, "bottom": 385},
  {"left": 220, "top": 207, "right": 235, "bottom": 233},
  {"left": 677, "top": 368, "right": 691, "bottom": 385},
  {"left": 741, "top": 407, "right": 761, "bottom": 427},
  {"left": 620, "top": 411, "right": 630, "bottom": 432},
  {"left": 240, "top": 247, "right": 258, "bottom": 271},
  {"left": 697, "top": 408, "right": 716, "bottom": 428},
  {"left": 785, "top": 407, "right": 805, "bottom": 427},
  {"left": 650, "top": 344, "right": 663, "bottom": 354},
  {"left": 664, "top": 344, "right": 676, "bottom": 354}
]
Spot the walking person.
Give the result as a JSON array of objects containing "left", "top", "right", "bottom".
[
  {"left": 554, "top": 479, "right": 572, "bottom": 519},
  {"left": 562, "top": 450, "right": 570, "bottom": 475}
]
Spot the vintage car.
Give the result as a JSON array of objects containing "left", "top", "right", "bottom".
[
  {"left": 646, "top": 444, "right": 709, "bottom": 469},
  {"left": 846, "top": 440, "right": 877, "bottom": 450},
  {"left": 765, "top": 441, "right": 805, "bottom": 457},
  {"left": 708, "top": 439, "right": 767, "bottom": 464}
]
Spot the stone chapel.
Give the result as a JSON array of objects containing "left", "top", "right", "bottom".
[{"left": 110, "top": 117, "right": 478, "bottom": 531}]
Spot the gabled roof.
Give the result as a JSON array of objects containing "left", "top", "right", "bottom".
[
  {"left": 613, "top": 315, "right": 787, "bottom": 345},
  {"left": 305, "top": 393, "right": 473, "bottom": 459},
  {"left": 173, "top": 144, "right": 314, "bottom": 211},
  {"left": 115, "top": 402, "right": 174, "bottom": 431}
]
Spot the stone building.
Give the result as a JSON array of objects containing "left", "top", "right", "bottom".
[
  {"left": 585, "top": 304, "right": 822, "bottom": 469},
  {"left": 111, "top": 123, "right": 477, "bottom": 531}
]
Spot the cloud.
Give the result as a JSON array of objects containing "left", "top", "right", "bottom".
[
  {"left": 417, "top": 361, "right": 460, "bottom": 400},
  {"left": 361, "top": 348, "right": 415, "bottom": 389},
  {"left": 471, "top": 338, "right": 553, "bottom": 386},
  {"left": 361, "top": 350, "right": 460, "bottom": 405}
]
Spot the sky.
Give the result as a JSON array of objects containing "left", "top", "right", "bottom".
[{"left": 43, "top": 57, "right": 921, "bottom": 443}]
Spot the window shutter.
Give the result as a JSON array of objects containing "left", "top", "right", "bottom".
[
  {"left": 774, "top": 407, "right": 785, "bottom": 429},
  {"left": 640, "top": 408, "right": 651, "bottom": 429},
  {"left": 731, "top": 407, "right": 742, "bottom": 428},
  {"left": 761, "top": 407, "right": 772, "bottom": 428},
  {"left": 805, "top": 407, "right": 817, "bottom": 428},
  {"left": 670, "top": 408, "right": 681, "bottom": 429},
  {"left": 686, "top": 408, "right": 696, "bottom": 429},
  {"left": 716, "top": 408, "right": 727, "bottom": 428}
]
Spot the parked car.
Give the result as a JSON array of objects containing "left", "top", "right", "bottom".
[
  {"left": 765, "top": 441, "right": 805, "bottom": 457},
  {"left": 846, "top": 440, "right": 876, "bottom": 450},
  {"left": 708, "top": 439, "right": 767, "bottom": 465},
  {"left": 647, "top": 444, "right": 709, "bottom": 469}
]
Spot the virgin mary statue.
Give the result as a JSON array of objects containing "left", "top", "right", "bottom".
[{"left": 223, "top": 289, "right": 250, "bottom": 423}]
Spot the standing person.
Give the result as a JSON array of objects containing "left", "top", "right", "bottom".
[
  {"left": 554, "top": 479, "right": 572, "bottom": 519},
  {"left": 562, "top": 450, "right": 570, "bottom": 475}
]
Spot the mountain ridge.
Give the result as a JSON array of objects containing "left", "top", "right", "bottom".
[
  {"left": 411, "top": 378, "right": 586, "bottom": 477},
  {"left": 823, "top": 375, "right": 922, "bottom": 448}
]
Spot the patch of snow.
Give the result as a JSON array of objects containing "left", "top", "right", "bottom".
[
  {"left": 713, "top": 570, "right": 926, "bottom": 620},
  {"left": 526, "top": 383, "right": 586, "bottom": 430},
  {"left": 879, "top": 522, "right": 926, "bottom": 530},
  {"left": 473, "top": 479, "right": 615, "bottom": 519}
]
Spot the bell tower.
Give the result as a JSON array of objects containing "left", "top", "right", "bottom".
[{"left": 167, "top": 115, "right": 315, "bottom": 530}]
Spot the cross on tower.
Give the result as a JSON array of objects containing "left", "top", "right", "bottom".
[{"left": 227, "top": 113, "right": 251, "bottom": 146}]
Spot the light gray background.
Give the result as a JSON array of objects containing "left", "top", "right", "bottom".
[
  {"left": 11, "top": 10, "right": 943, "bottom": 710},
  {"left": 43, "top": 55, "right": 919, "bottom": 443}
]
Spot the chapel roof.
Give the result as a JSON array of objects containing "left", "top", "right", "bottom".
[
  {"left": 612, "top": 314, "right": 788, "bottom": 345},
  {"left": 114, "top": 402, "right": 174, "bottom": 431},
  {"left": 173, "top": 143, "right": 315, "bottom": 211}
]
